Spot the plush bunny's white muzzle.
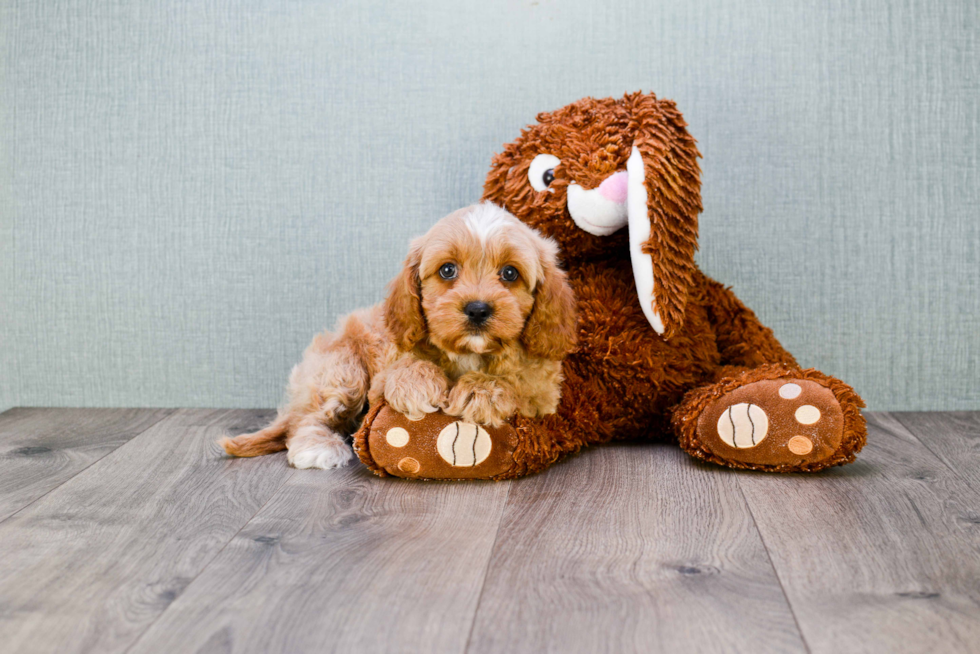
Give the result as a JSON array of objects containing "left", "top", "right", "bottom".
[{"left": 566, "top": 175, "right": 628, "bottom": 236}]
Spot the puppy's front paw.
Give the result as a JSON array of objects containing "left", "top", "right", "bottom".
[
  {"left": 384, "top": 361, "right": 449, "bottom": 421},
  {"left": 445, "top": 376, "right": 516, "bottom": 428}
]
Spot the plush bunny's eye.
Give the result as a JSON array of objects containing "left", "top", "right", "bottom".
[{"left": 528, "top": 154, "right": 560, "bottom": 192}]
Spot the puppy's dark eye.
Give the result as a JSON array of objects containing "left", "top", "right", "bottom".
[
  {"left": 542, "top": 169, "right": 555, "bottom": 187},
  {"left": 500, "top": 265, "right": 519, "bottom": 282},
  {"left": 438, "top": 263, "right": 458, "bottom": 280}
]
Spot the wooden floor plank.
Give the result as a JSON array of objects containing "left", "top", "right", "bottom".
[
  {"left": 0, "top": 408, "right": 292, "bottom": 654},
  {"left": 892, "top": 411, "right": 980, "bottom": 495},
  {"left": 737, "top": 412, "right": 980, "bottom": 653},
  {"left": 466, "top": 443, "right": 806, "bottom": 654},
  {"left": 3, "top": 408, "right": 977, "bottom": 653},
  {"left": 128, "top": 466, "right": 511, "bottom": 654},
  {"left": 0, "top": 408, "right": 173, "bottom": 522}
]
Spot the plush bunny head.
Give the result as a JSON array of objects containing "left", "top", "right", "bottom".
[{"left": 482, "top": 92, "right": 702, "bottom": 339}]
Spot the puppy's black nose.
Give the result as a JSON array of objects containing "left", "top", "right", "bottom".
[{"left": 464, "top": 301, "right": 493, "bottom": 325}]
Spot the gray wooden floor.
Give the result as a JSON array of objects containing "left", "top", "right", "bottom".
[{"left": 0, "top": 409, "right": 979, "bottom": 653}]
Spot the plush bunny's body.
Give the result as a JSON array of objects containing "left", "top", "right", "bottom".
[{"left": 355, "top": 93, "right": 866, "bottom": 478}]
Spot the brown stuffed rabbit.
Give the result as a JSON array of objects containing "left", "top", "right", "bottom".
[{"left": 355, "top": 92, "right": 866, "bottom": 478}]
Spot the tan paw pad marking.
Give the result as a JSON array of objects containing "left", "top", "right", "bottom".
[
  {"left": 436, "top": 422, "right": 492, "bottom": 467},
  {"left": 397, "top": 457, "right": 420, "bottom": 474},
  {"left": 385, "top": 427, "right": 410, "bottom": 447},
  {"left": 717, "top": 403, "right": 769, "bottom": 448},
  {"left": 779, "top": 383, "right": 802, "bottom": 399},
  {"left": 795, "top": 405, "right": 821, "bottom": 425},
  {"left": 788, "top": 436, "right": 814, "bottom": 455}
]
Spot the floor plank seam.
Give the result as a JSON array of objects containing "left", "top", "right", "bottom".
[
  {"left": 0, "top": 409, "right": 176, "bottom": 528},
  {"left": 890, "top": 412, "right": 980, "bottom": 496},
  {"left": 734, "top": 478, "right": 813, "bottom": 654},
  {"left": 122, "top": 463, "right": 297, "bottom": 654},
  {"left": 462, "top": 481, "right": 513, "bottom": 654}
]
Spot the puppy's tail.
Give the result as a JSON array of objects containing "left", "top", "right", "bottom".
[{"left": 219, "top": 414, "right": 290, "bottom": 458}]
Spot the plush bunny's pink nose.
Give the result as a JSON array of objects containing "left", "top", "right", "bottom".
[{"left": 598, "top": 171, "right": 629, "bottom": 204}]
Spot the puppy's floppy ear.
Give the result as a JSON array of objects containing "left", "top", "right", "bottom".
[
  {"left": 383, "top": 238, "right": 427, "bottom": 351},
  {"left": 521, "top": 240, "right": 578, "bottom": 360},
  {"left": 624, "top": 91, "right": 702, "bottom": 339}
]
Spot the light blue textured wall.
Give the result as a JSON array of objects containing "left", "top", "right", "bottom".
[{"left": 1, "top": 0, "right": 978, "bottom": 412}]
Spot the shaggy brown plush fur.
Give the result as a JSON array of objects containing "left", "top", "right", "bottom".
[{"left": 436, "top": 90, "right": 867, "bottom": 475}]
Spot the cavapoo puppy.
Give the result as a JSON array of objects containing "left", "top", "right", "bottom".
[{"left": 220, "top": 203, "right": 577, "bottom": 469}]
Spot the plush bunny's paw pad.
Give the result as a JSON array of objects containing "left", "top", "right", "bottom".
[
  {"left": 360, "top": 406, "right": 519, "bottom": 480},
  {"left": 696, "top": 379, "right": 844, "bottom": 467}
]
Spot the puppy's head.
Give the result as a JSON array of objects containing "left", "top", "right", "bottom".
[{"left": 384, "top": 203, "right": 576, "bottom": 360}]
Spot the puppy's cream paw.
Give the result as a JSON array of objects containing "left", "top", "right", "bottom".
[
  {"left": 384, "top": 362, "right": 449, "bottom": 421},
  {"left": 445, "top": 377, "right": 515, "bottom": 428},
  {"left": 287, "top": 438, "right": 354, "bottom": 470}
]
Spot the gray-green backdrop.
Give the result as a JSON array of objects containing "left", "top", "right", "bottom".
[{"left": 2, "top": 0, "right": 978, "bottom": 413}]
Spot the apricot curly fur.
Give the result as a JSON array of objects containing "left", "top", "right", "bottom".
[{"left": 225, "top": 204, "right": 574, "bottom": 469}]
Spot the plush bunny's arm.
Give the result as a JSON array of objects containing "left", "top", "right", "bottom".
[{"left": 702, "top": 276, "right": 798, "bottom": 370}]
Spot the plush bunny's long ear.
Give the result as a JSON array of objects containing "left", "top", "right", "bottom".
[
  {"left": 626, "top": 93, "right": 702, "bottom": 339},
  {"left": 383, "top": 238, "right": 427, "bottom": 351}
]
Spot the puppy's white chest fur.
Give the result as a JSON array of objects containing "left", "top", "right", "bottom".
[{"left": 448, "top": 352, "right": 484, "bottom": 377}]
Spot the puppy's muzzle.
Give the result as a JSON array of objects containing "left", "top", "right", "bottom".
[{"left": 463, "top": 301, "right": 493, "bottom": 327}]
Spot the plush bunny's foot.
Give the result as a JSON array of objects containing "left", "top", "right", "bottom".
[
  {"left": 353, "top": 401, "right": 520, "bottom": 480},
  {"left": 698, "top": 378, "right": 844, "bottom": 466},
  {"left": 675, "top": 366, "right": 867, "bottom": 472}
]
